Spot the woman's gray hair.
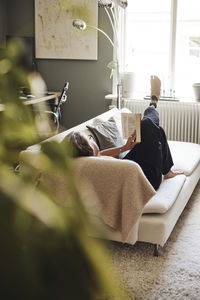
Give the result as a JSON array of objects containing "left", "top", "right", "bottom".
[{"left": 63, "top": 131, "right": 94, "bottom": 157}]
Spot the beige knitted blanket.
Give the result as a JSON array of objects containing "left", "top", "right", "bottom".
[
  {"left": 39, "top": 156, "right": 155, "bottom": 243},
  {"left": 74, "top": 157, "right": 156, "bottom": 242}
]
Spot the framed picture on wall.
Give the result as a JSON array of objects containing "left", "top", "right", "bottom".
[{"left": 35, "top": 0, "right": 98, "bottom": 60}]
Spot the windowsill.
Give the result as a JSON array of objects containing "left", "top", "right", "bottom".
[{"left": 105, "top": 94, "right": 200, "bottom": 104}]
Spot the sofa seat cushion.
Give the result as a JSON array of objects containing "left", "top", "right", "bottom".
[
  {"left": 143, "top": 174, "right": 186, "bottom": 214},
  {"left": 169, "top": 141, "right": 200, "bottom": 176}
]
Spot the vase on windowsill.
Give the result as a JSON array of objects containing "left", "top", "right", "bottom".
[
  {"left": 120, "top": 72, "right": 136, "bottom": 99},
  {"left": 192, "top": 83, "right": 200, "bottom": 102}
]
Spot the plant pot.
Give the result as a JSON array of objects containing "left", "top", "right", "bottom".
[{"left": 192, "top": 83, "right": 200, "bottom": 102}]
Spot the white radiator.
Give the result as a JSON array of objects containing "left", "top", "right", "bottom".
[{"left": 120, "top": 99, "right": 200, "bottom": 144}]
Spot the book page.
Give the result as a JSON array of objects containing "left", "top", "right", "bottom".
[{"left": 121, "top": 113, "right": 141, "bottom": 142}]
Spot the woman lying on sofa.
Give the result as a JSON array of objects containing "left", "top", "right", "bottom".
[{"left": 64, "top": 99, "right": 182, "bottom": 191}]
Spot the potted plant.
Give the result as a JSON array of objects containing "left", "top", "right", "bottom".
[{"left": 0, "top": 38, "right": 130, "bottom": 300}]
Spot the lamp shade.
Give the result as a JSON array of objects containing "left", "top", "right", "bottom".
[
  {"left": 72, "top": 19, "right": 86, "bottom": 30},
  {"left": 98, "top": 0, "right": 128, "bottom": 8},
  {"left": 98, "top": 0, "right": 113, "bottom": 7},
  {"left": 116, "top": 0, "right": 128, "bottom": 8}
]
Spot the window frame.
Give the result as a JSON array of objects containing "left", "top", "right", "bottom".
[{"left": 118, "top": 0, "right": 180, "bottom": 96}]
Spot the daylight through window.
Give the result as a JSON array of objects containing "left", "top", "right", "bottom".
[{"left": 122, "top": 0, "right": 200, "bottom": 99}]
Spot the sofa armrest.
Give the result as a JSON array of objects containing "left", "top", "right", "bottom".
[{"left": 19, "top": 149, "right": 155, "bottom": 242}]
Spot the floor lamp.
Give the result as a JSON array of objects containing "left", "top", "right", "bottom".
[{"left": 72, "top": 0, "right": 128, "bottom": 109}]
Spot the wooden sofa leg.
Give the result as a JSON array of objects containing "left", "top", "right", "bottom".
[{"left": 154, "top": 244, "right": 159, "bottom": 257}]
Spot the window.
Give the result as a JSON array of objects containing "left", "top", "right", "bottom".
[{"left": 122, "top": 0, "right": 200, "bottom": 99}]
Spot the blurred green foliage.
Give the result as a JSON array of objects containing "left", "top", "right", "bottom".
[
  {"left": 107, "top": 60, "right": 118, "bottom": 78},
  {"left": 0, "top": 38, "right": 130, "bottom": 299}
]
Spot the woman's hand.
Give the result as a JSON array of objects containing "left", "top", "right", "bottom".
[
  {"left": 99, "top": 131, "right": 139, "bottom": 158},
  {"left": 123, "top": 130, "right": 139, "bottom": 152}
]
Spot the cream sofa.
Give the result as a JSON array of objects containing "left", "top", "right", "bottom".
[{"left": 20, "top": 108, "right": 200, "bottom": 255}]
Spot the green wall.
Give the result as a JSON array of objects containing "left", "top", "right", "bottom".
[
  {"left": 0, "top": 0, "right": 6, "bottom": 45},
  {"left": 4, "top": 0, "right": 113, "bottom": 129}
]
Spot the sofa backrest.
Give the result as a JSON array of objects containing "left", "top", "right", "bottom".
[{"left": 26, "top": 107, "right": 131, "bottom": 152}]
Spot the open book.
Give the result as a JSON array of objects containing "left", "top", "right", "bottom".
[{"left": 121, "top": 112, "right": 141, "bottom": 143}]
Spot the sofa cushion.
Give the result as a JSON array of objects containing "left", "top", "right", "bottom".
[
  {"left": 143, "top": 174, "right": 186, "bottom": 214},
  {"left": 92, "top": 107, "right": 132, "bottom": 137},
  {"left": 169, "top": 141, "right": 200, "bottom": 176},
  {"left": 87, "top": 117, "right": 124, "bottom": 150}
]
